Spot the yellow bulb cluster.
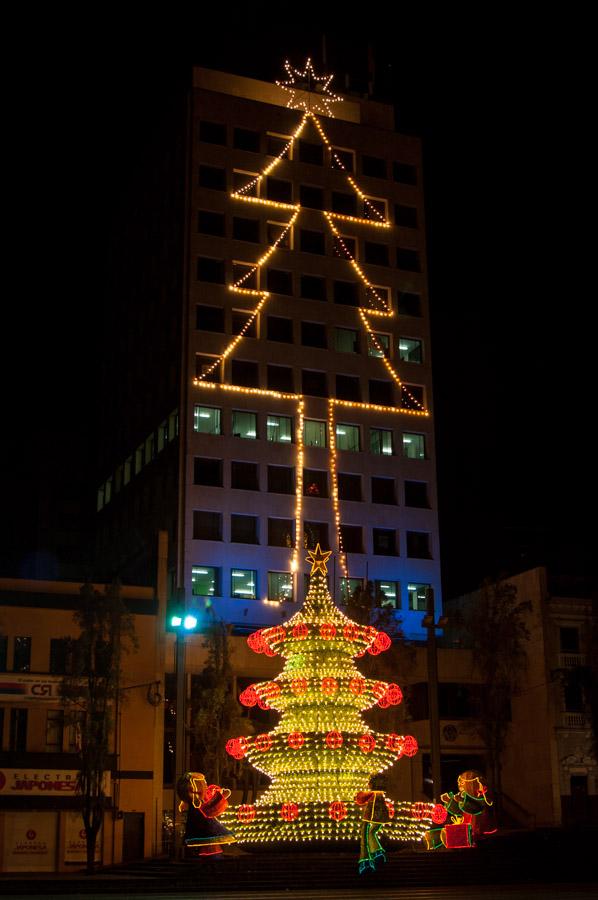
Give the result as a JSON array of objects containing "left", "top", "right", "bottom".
[
  {"left": 327, "top": 400, "right": 348, "bottom": 579},
  {"left": 293, "top": 397, "right": 305, "bottom": 575}
]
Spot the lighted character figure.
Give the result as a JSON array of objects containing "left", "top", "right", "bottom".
[
  {"left": 176, "top": 771, "right": 236, "bottom": 856},
  {"left": 354, "top": 776, "right": 392, "bottom": 875},
  {"left": 424, "top": 769, "right": 495, "bottom": 850}
]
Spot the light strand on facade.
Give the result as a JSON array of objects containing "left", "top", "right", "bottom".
[
  {"left": 327, "top": 400, "right": 348, "bottom": 579},
  {"left": 231, "top": 115, "right": 309, "bottom": 199},
  {"left": 293, "top": 398, "right": 305, "bottom": 576}
]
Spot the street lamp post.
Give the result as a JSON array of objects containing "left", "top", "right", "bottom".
[{"left": 422, "top": 587, "right": 448, "bottom": 802}]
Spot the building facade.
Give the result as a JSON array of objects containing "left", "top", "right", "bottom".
[{"left": 96, "top": 65, "right": 441, "bottom": 640}]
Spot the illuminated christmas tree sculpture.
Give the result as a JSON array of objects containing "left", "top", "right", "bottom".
[{"left": 223, "top": 545, "right": 435, "bottom": 844}]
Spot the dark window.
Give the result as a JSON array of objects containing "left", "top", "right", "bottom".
[
  {"left": 267, "top": 177, "right": 292, "bottom": 203},
  {"left": 193, "top": 458, "right": 223, "bottom": 487},
  {"left": 341, "top": 525, "right": 363, "bottom": 553},
  {"left": 232, "top": 262, "right": 257, "bottom": 289},
  {"left": 363, "top": 197, "right": 387, "bottom": 220},
  {"left": 231, "top": 514, "right": 259, "bottom": 544},
  {"left": 231, "top": 360, "right": 259, "bottom": 388},
  {"left": 195, "top": 354, "right": 220, "bottom": 382},
  {"left": 267, "top": 221, "right": 291, "bottom": 248},
  {"left": 300, "top": 185, "right": 324, "bottom": 210},
  {"left": 304, "top": 469, "right": 328, "bottom": 498},
  {"left": 438, "top": 684, "right": 481, "bottom": 718},
  {"left": 232, "top": 310, "right": 257, "bottom": 337},
  {"left": 398, "top": 291, "right": 422, "bottom": 316},
  {"left": 233, "top": 217, "right": 260, "bottom": 242},
  {"left": 299, "top": 140, "right": 323, "bottom": 165},
  {"left": 267, "top": 466, "right": 295, "bottom": 494},
  {"left": 233, "top": 170, "right": 258, "bottom": 196},
  {"left": 333, "top": 234, "right": 356, "bottom": 258},
  {"left": 304, "top": 521, "right": 329, "bottom": 550},
  {"left": 13, "top": 637, "right": 31, "bottom": 672},
  {"left": 267, "top": 133, "right": 291, "bottom": 157},
  {"left": 401, "top": 383, "right": 425, "bottom": 409},
  {"left": 193, "top": 511, "right": 222, "bottom": 541},
  {"left": 199, "top": 120, "right": 226, "bottom": 145},
  {"left": 405, "top": 481, "right": 429, "bottom": 507},
  {"left": 198, "top": 165, "right": 226, "bottom": 191},
  {"left": 372, "top": 477, "right": 396, "bottom": 504},
  {"left": 267, "top": 269, "right": 293, "bottom": 295},
  {"left": 393, "top": 161, "right": 417, "bottom": 185},
  {"left": 338, "top": 473, "right": 362, "bottom": 501},
  {"left": 373, "top": 529, "right": 398, "bottom": 556},
  {"left": 267, "top": 316, "right": 293, "bottom": 342},
  {"left": 301, "top": 322, "right": 327, "bottom": 348},
  {"left": 0, "top": 635, "right": 8, "bottom": 670},
  {"left": 302, "top": 370, "right": 328, "bottom": 397},
  {"left": 268, "top": 518, "right": 294, "bottom": 547},
  {"left": 197, "top": 257, "right": 225, "bottom": 283},
  {"left": 332, "top": 148, "right": 355, "bottom": 171},
  {"left": 331, "top": 191, "right": 357, "bottom": 215},
  {"left": 369, "top": 380, "right": 394, "bottom": 406},
  {"left": 300, "top": 229, "right": 325, "bottom": 254},
  {"left": 198, "top": 210, "right": 225, "bottom": 236},
  {"left": 9, "top": 709, "right": 28, "bottom": 751},
  {"left": 231, "top": 461, "right": 259, "bottom": 491},
  {"left": 560, "top": 628, "right": 580, "bottom": 653},
  {"left": 564, "top": 683, "right": 585, "bottom": 713},
  {"left": 335, "top": 375, "right": 361, "bottom": 401},
  {"left": 362, "top": 155, "right": 386, "bottom": 178},
  {"left": 233, "top": 127, "right": 260, "bottom": 152},
  {"left": 301, "top": 275, "right": 327, "bottom": 301},
  {"left": 407, "top": 531, "right": 432, "bottom": 558},
  {"left": 395, "top": 204, "right": 418, "bottom": 228},
  {"left": 397, "top": 247, "right": 421, "bottom": 272},
  {"left": 333, "top": 281, "right": 359, "bottom": 306},
  {"left": 364, "top": 242, "right": 389, "bottom": 266},
  {"left": 49, "top": 638, "right": 70, "bottom": 675},
  {"left": 267, "top": 365, "right": 294, "bottom": 392},
  {"left": 196, "top": 305, "right": 225, "bottom": 332}
]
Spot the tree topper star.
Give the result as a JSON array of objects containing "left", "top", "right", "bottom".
[
  {"left": 277, "top": 58, "right": 342, "bottom": 117},
  {"left": 306, "top": 543, "right": 333, "bottom": 576}
]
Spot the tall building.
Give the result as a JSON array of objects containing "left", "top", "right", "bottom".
[{"left": 96, "top": 64, "right": 441, "bottom": 639}]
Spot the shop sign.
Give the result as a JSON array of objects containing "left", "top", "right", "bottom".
[
  {"left": 0, "top": 769, "right": 78, "bottom": 795},
  {"left": 2, "top": 811, "right": 58, "bottom": 871},
  {"left": 64, "top": 811, "right": 101, "bottom": 863},
  {"left": 0, "top": 675, "right": 62, "bottom": 702}
]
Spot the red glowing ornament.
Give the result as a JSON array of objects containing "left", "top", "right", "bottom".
[
  {"left": 262, "top": 681, "right": 281, "bottom": 701},
  {"left": 325, "top": 730, "right": 343, "bottom": 749},
  {"left": 225, "top": 737, "right": 247, "bottom": 759},
  {"left": 386, "top": 683, "right": 403, "bottom": 705},
  {"left": 287, "top": 731, "right": 305, "bottom": 749},
  {"left": 321, "top": 677, "right": 338, "bottom": 695},
  {"left": 239, "top": 685, "right": 258, "bottom": 707},
  {"left": 402, "top": 735, "right": 418, "bottom": 757},
  {"left": 254, "top": 733, "right": 273, "bottom": 752},
  {"left": 290, "top": 677, "right": 308, "bottom": 695},
  {"left": 205, "top": 784, "right": 218, "bottom": 801},
  {"left": 372, "top": 681, "right": 387, "bottom": 700},
  {"left": 237, "top": 804, "right": 256, "bottom": 823},
  {"left": 386, "top": 800, "right": 395, "bottom": 818},
  {"left": 363, "top": 625, "right": 377, "bottom": 645},
  {"left": 292, "top": 622, "right": 308, "bottom": 639},
  {"left": 328, "top": 801, "right": 347, "bottom": 821},
  {"left": 319, "top": 622, "right": 337, "bottom": 640},
  {"left": 377, "top": 694, "right": 390, "bottom": 708},
  {"left": 343, "top": 623, "right": 359, "bottom": 641},
  {"left": 247, "top": 630, "right": 266, "bottom": 653},
  {"left": 411, "top": 801, "right": 427, "bottom": 820},
  {"left": 349, "top": 676, "right": 365, "bottom": 695},
  {"left": 368, "top": 642, "right": 381, "bottom": 655},
  {"left": 257, "top": 696, "right": 271, "bottom": 710},
  {"left": 265, "top": 625, "right": 286, "bottom": 647},
  {"left": 431, "top": 803, "right": 448, "bottom": 825},
  {"left": 358, "top": 733, "right": 376, "bottom": 753},
  {"left": 281, "top": 802, "right": 299, "bottom": 821},
  {"left": 374, "top": 631, "right": 392, "bottom": 652},
  {"left": 385, "top": 733, "right": 404, "bottom": 753}
]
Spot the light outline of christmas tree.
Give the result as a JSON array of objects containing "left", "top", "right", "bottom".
[{"left": 221, "top": 544, "right": 437, "bottom": 844}]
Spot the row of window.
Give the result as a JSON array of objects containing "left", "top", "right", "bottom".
[
  {"left": 192, "top": 564, "right": 429, "bottom": 609},
  {"left": 194, "top": 406, "right": 427, "bottom": 457},
  {"left": 194, "top": 459, "right": 430, "bottom": 507},
  {"left": 196, "top": 306, "right": 423, "bottom": 363},
  {"left": 0, "top": 635, "right": 74, "bottom": 674},
  {"left": 97, "top": 410, "right": 179, "bottom": 512},
  {"left": 198, "top": 120, "right": 418, "bottom": 185},
  {"left": 0, "top": 707, "right": 80, "bottom": 754},
  {"left": 192, "top": 513, "right": 432, "bottom": 558}
]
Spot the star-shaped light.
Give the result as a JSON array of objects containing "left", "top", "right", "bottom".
[
  {"left": 306, "top": 543, "right": 333, "bottom": 576},
  {"left": 277, "top": 58, "right": 342, "bottom": 117}
]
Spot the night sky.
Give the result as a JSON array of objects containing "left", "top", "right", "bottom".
[{"left": 3, "top": 16, "right": 592, "bottom": 598}]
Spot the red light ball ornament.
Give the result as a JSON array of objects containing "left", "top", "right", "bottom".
[
  {"left": 386, "top": 683, "right": 403, "bottom": 705},
  {"left": 431, "top": 803, "right": 448, "bottom": 824},
  {"left": 325, "top": 730, "right": 343, "bottom": 749},
  {"left": 372, "top": 681, "right": 387, "bottom": 700},
  {"left": 402, "top": 735, "right": 418, "bottom": 757},
  {"left": 265, "top": 625, "right": 286, "bottom": 647},
  {"left": 247, "top": 630, "right": 266, "bottom": 653},
  {"left": 257, "top": 696, "right": 271, "bottom": 710},
  {"left": 237, "top": 804, "right": 256, "bottom": 823},
  {"left": 321, "top": 677, "right": 338, "bottom": 695},
  {"left": 225, "top": 737, "right": 247, "bottom": 759},
  {"left": 385, "top": 733, "right": 404, "bottom": 753},
  {"left": 280, "top": 802, "right": 299, "bottom": 821},
  {"left": 290, "top": 677, "right": 308, "bottom": 695},
  {"left": 328, "top": 801, "right": 347, "bottom": 821},
  {"left": 292, "top": 623, "right": 308, "bottom": 639},
  {"left": 254, "top": 733, "right": 273, "bottom": 752},
  {"left": 349, "top": 676, "right": 365, "bottom": 695},
  {"left": 287, "top": 731, "right": 305, "bottom": 749},
  {"left": 374, "top": 631, "right": 392, "bottom": 652},
  {"left": 239, "top": 685, "right": 258, "bottom": 707},
  {"left": 358, "top": 733, "right": 376, "bottom": 753},
  {"left": 363, "top": 626, "right": 377, "bottom": 645},
  {"left": 377, "top": 694, "right": 390, "bottom": 708},
  {"left": 343, "top": 623, "right": 359, "bottom": 641}
]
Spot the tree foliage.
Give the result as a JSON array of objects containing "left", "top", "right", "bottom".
[{"left": 60, "top": 581, "right": 137, "bottom": 872}]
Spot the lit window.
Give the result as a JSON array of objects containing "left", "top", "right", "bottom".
[
  {"left": 368, "top": 333, "right": 390, "bottom": 358},
  {"left": 268, "top": 572, "right": 294, "bottom": 602},
  {"left": 408, "top": 583, "right": 430, "bottom": 611},
  {"left": 267, "top": 415, "right": 292, "bottom": 443},
  {"left": 402, "top": 433, "right": 425, "bottom": 459},
  {"left": 399, "top": 337, "right": 423, "bottom": 363},
  {"left": 231, "top": 569, "right": 257, "bottom": 600},
  {"left": 335, "top": 328, "right": 359, "bottom": 353},
  {"left": 336, "top": 423, "right": 360, "bottom": 452},
  {"left": 232, "top": 411, "right": 257, "bottom": 439},
  {"left": 371, "top": 428, "right": 393, "bottom": 455},
  {"left": 192, "top": 566, "right": 220, "bottom": 597},
  {"left": 304, "top": 419, "right": 326, "bottom": 448},
  {"left": 193, "top": 406, "right": 221, "bottom": 435},
  {"left": 375, "top": 581, "right": 400, "bottom": 609},
  {"left": 340, "top": 577, "right": 363, "bottom": 603}
]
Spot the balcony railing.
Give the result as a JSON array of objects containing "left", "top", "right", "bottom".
[
  {"left": 558, "top": 652, "right": 586, "bottom": 668},
  {"left": 561, "top": 712, "right": 589, "bottom": 729}
]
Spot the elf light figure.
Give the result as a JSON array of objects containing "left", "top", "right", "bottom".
[{"left": 222, "top": 545, "right": 434, "bottom": 844}]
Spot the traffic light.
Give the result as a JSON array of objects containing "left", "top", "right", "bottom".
[{"left": 166, "top": 588, "right": 211, "bottom": 632}]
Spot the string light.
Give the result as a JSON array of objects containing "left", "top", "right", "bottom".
[
  {"left": 327, "top": 399, "right": 348, "bottom": 579},
  {"left": 277, "top": 59, "right": 343, "bottom": 117}
]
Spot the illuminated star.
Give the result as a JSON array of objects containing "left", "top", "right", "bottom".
[
  {"left": 306, "top": 543, "right": 333, "bottom": 575},
  {"left": 277, "top": 58, "right": 342, "bottom": 117}
]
